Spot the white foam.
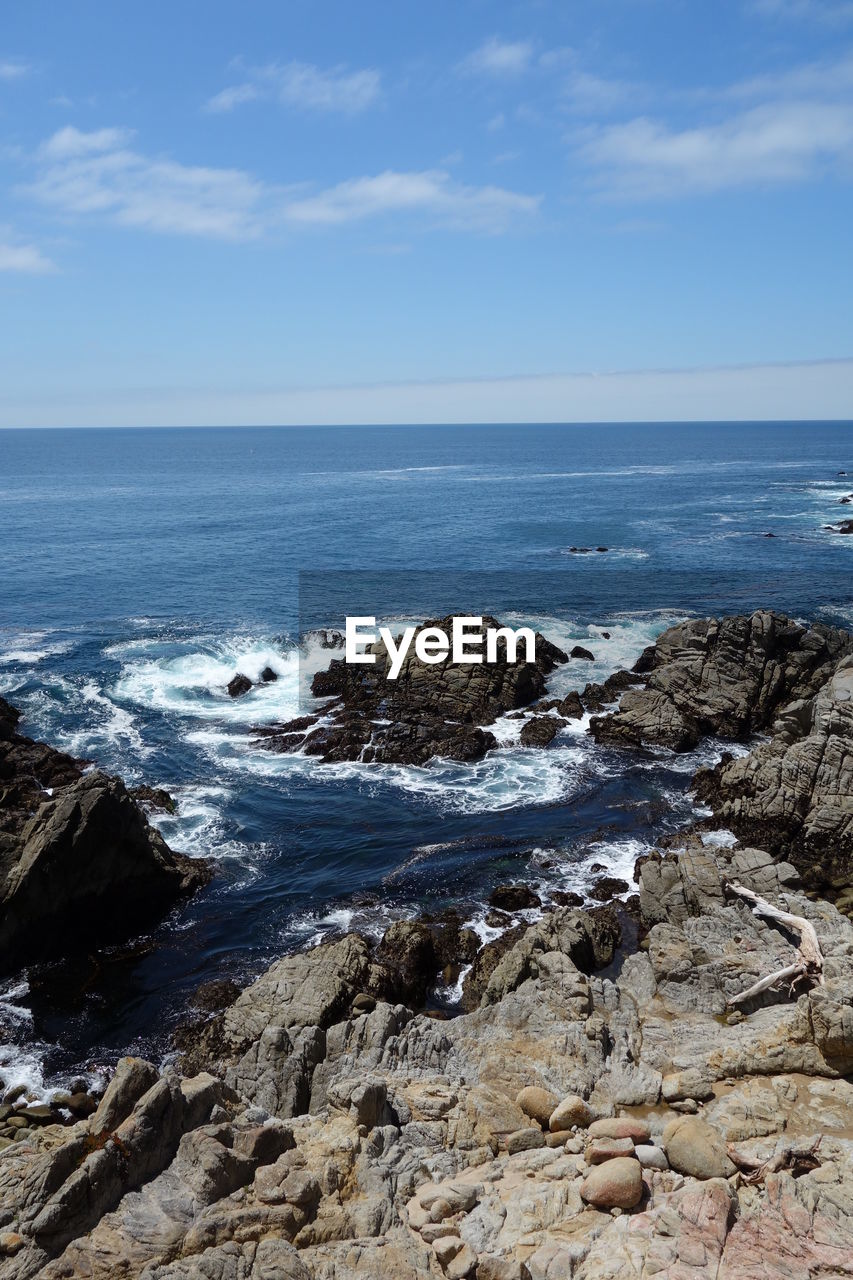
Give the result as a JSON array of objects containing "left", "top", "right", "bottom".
[
  {"left": 57, "top": 680, "right": 150, "bottom": 761},
  {"left": 0, "top": 631, "right": 71, "bottom": 667},
  {"left": 113, "top": 637, "right": 300, "bottom": 726},
  {"left": 701, "top": 829, "right": 738, "bottom": 848},
  {"left": 150, "top": 783, "right": 266, "bottom": 870}
]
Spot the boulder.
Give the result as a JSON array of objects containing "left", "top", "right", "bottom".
[
  {"left": 519, "top": 716, "right": 559, "bottom": 748},
  {"left": 259, "top": 666, "right": 278, "bottom": 683},
  {"left": 663, "top": 1115, "right": 737, "bottom": 1180},
  {"left": 549, "top": 1094, "right": 594, "bottom": 1131},
  {"left": 570, "top": 646, "right": 595, "bottom": 661},
  {"left": 587, "top": 1117, "right": 651, "bottom": 1143},
  {"left": 580, "top": 1157, "right": 643, "bottom": 1209},
  {"left": 515, "top": 1086, "right": 560, "bottom": 1129}
]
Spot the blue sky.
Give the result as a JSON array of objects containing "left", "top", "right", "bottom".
[{"left": 1, "top": 0, "right": 852, "bottom": 425}]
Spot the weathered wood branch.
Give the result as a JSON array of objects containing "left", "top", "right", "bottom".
[
  {"left": 723, "top": 880, "right": 824, "bottom": 1007},
  {"left": 728, "top": 1136, "right": 822, "bottom": 1184}
]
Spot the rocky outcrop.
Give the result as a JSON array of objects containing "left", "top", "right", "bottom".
[
  {"left": 254, "top": 617, "right": 567, "bottom": 765},
  {"left": 694, "top": 653, "right": 853, "bottom": 888},
  {"left": 590, "top": 611, "right": 852, "bottom": 751},
  {"left": 4, "top": 839, "right": 853, "bottom": 1279},
  {"left": 0, "top": 698, "right": 211, "bottom": 971}
]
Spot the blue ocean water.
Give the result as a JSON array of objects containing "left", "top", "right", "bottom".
[{"left": 1, "top": 421, "right": 852, "bottom": 1093}]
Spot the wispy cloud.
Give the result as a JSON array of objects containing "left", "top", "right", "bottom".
[
  {"left": 578, "top": 99, "right": 853, "bottom": 197},
  {"left": 27, "top": 126, "right": 271, "bottom": 240},
  {"left": 460, "top": 37, "right": 534, "bottom": 77},
  {"left": 205, "top": 60, "right": 380, "bottom": 114},
  {"left": 24, "top": 126, "right": 539, "bottom": 239},
  {"left": 283, "top": 170, "right": 540, "bottom": 232},
  {"left": 0, "top": 226, "right": 55, "bottom": 274},
  {"left": 0, "top": 58, "right": 31, "bottom": 81}
]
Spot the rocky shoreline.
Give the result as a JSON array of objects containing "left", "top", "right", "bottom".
[{"left": 1, "top": 610, "right": 853, "bottom": 1278}]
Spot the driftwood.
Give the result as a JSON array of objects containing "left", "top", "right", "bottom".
[
  {"left": 728, "top": 1136, "right": 822, "bottom": 1184},
  {"left": 724, "top": 881, "right": 824, "bottom": 1007}
]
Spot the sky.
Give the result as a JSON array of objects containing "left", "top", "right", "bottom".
[{"left": 1, "top": 0, "right": 852, "bottom": 426}]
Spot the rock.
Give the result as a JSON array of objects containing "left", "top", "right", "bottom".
[
  {"left": 489, "top": 885, "right": 541, "bottom": 912},
  {"left": 557, "top": 691, "right": 584, "bottom": 719},
  {"left": 226, "top": 673, "right": 253, "bottom": 697},
  {"left": 255, "top": 614, "right": 567, "bottom": 766},
  {"left": 192, "top": 979, "right": 243, "bottom": 1013},
  {"left": 693, "top": 655, "right": 853, "bottom": 889},
  {"left": 587, "top": 1117, "right": 651, "bottom": 1143},
  {"left": 259, "top": 666, "right": 278, "bottom": 682},
  {"left": 549, "top": 1094, "right": 594, "bottom": 1131},
  {"left": 0, "top": 728, "right": 212, "bottom": 970},
  {"left": 519, "top": 716, "right": 559, "bottom": 748},
  {"left": 129, "top": 784, "right": 177, "bottom": 814},
  {"left": 570, "top": 646, "right": 596, "bottom": 661},
  {"left": 591, "top": 611, "right": 852, "bottom": 752},
  {"left": 635, "top": 1143, "right": 668, "bottom": 1170},
  {"left": 663, "top": 1115, "right": 737, "bottom": 1179},
  {"left": 515, "top": 1086, "right": 560, "bottom": 1128},
  {"left": 589, "top": 876, "right": 630, "bottom": 902},
  {"left": 505, "top": 1127, "right": 545, "bottom": 1154},
  {"left": 580, "top": 1157, "right": 643, "bottom": 1209},
  {"left": 586, "top": 1136, "right": 636, "bottom": 1163},
  {"left": 661, "top": 1068, "right": 714, "bottom": 1103},
  {"left": 446, "top": 1242, "right": 477, "bottom": 1279}
]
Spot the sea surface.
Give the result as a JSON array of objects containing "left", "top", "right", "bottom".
[{"left": 1, "top": 421, "right": 852, "bottom": 1099}]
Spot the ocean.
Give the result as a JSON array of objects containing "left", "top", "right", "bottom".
[{"left": 1, "top": 420, "right": 852, "bottom": 1097}]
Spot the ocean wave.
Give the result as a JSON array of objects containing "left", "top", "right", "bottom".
[
  {"left": 0, "top": 630, "right": 72, "bottom": 667},
  {"left": 112, "top": 636, "right": 301, "bottom": 725}
]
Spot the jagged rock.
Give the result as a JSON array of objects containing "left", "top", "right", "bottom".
[
  {"left": 255, "top": 615, "right": 567, "bottom": 766},
  {"left": 259, "top": 667, "right": 278, "bottom": 683},
  {"left": 226, "top": 674, "right": 252, "bottom": 697},
  {"left": 570, "top": 646, "right": 595, "bottom": 661},
  {"left": 0, "top": 704, "right": 211, "bottom": 971},
  {"left": 591, "top": 611, "right": 852, "bottom": 751},
  {"left": 694, "top": 656, "right": 853, "bottom": 887}
]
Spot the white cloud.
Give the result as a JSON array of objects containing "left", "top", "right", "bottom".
[
  {"left": 283, "top": 169, "right": 540, "bottom": 231},
  {"left": 24, "top": 127, "right": 539, "bottom": 239},
  {"left": 0, "top": 58, "right": 31, "bottom": 81},
  {"left": 460, "top": 37, "right": 534, "bottom": 77},
  {"left": 0, "top": 228, "right": 55, "bottom": 274},
  {"left": 40, "top": 125, "right": 132, "bottom": 159},
  {"left": 27, "top": 127, "right": 270, "bottom": 240},
  {"left": 205, "top": 61, "right": 380, "bottom": 114},
  {"left": 578, "top": 100, "right": 853, "bottom": 196}
]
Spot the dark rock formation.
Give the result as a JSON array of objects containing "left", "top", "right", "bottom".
[
  {"left": 571, "top": 646, "right": 595, "bottom": 661},
  {"left": 260, "top": 667, "right": 278, "bottom": 683},
  {"left": 519, "top": 716, "right": 559, "bottom": 747},
  {"left": 489, "top": 884, "right": 541, "bottom": 912},
  {"left": 227, "top": 673, "right": 253, "bottom": 697},
  {"left": 256, "top": 615, "right": 567, "bottom": 766},
  {"left": 0, "top": 698, "right": 211, "bottom": 971}
]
